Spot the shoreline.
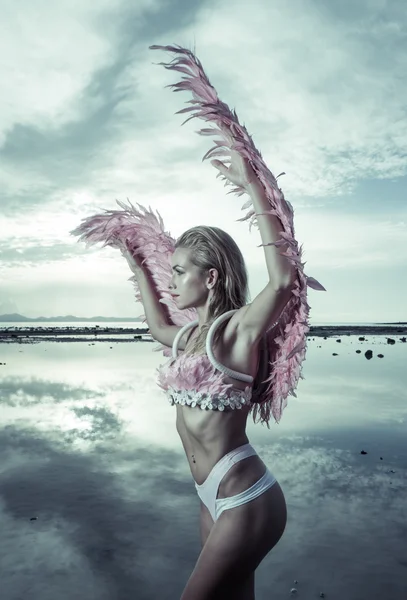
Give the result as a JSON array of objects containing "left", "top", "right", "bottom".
[{"left": 0, "top": 324, "right": 406, "bottom": 344}]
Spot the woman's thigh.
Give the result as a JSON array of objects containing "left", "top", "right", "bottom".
[
  {"left": 181, "top": 563, "right": 255, "bottom": 600},
  {"left": 187, "top": 483, "right": 286, "bottom": 600},
  {"left": 199, "top": 504, "right": 255, "bottom": 598}
]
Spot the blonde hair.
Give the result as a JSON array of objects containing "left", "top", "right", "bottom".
[{"left": 175, "top": 226, "right": 271, "bottom": 422}]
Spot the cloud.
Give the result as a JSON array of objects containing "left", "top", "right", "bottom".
[{"left": 0, "top": 0, "right": 406, "bottom": 319}]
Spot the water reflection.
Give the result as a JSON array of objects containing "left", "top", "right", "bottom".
[{"left": 0, "top": 335, "right": 406, "bottom": 599}]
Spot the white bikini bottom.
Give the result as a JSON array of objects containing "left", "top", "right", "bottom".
[{"left": 194, "top": 443, "right": 277, "bottom": 522}]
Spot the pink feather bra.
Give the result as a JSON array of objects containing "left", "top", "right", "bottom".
[{"left": 156, "top": 309, "right": 278, "bottom": 411}]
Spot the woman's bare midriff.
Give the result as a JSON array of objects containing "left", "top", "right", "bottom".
[{"left": 176, "top": 317, "right": 268, "bottom": 501}]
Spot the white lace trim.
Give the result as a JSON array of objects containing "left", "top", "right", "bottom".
[{"left": 166, "top": 387, "right": 252, "bottom": 411}]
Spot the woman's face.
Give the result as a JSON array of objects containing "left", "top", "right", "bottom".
[{"left": 169, "top": 248, "right": 216, "bottom": 309}]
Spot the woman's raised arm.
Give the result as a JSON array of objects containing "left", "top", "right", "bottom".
[{"left": 122, "top": 247, "right": 169, "bottom": 339}]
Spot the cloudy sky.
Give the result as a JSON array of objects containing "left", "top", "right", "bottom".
[{"left": 1, "top": 0, "right": 406, "bottom": 323}]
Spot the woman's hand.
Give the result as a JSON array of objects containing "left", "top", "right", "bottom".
[
  {"left": 211, "top": 149, "right": 259, "bottom": 190},
  {"left": 115, "top": 238, "right": 144, "bottom": 274},
  {"left": 122, "top": 247, "right": 145, "bottom": 274}
]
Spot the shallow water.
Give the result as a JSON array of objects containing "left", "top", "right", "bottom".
[{"left": 0, "top": 334, "right": 406, "bottom": 599}]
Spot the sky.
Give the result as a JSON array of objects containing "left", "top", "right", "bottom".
[{"left": 0, "top": 0, "right": 406, "bottom": 323}]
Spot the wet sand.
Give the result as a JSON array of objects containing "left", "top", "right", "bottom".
[
  {"left": 0, "top": 324, "right": 406, "bottom": 343},
  {"left": 0, "top": 326, "right": 151, "bottom": 344}
]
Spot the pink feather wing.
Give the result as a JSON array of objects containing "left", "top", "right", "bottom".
[
  {"left": 149, "top": 44, "right": 326, "bottom": 425},
  {"left": 70, "top": 199, "right": 197, "bottom": 357}
]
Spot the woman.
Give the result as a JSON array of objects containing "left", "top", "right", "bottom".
[
  {"left": 72, "top": 45, "right": 325, "bottom": 599},
  {"left": 121, "top": 154, "right": 295, "bottom": 600}
]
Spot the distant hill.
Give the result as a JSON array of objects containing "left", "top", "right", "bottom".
[
  {"left": 0, "top": 313, "right": 143, "bottom": 323},
  {"left": 1, "top": 313, "right": 405, "bottom": 326}
]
